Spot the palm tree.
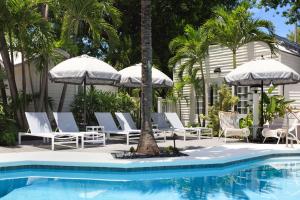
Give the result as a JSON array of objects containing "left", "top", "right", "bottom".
[
  {"left": 136, "top": 0, "right": 160, "bottom": 156},
  {"left": 204, "top": 3, "right": 275, "bottom": 70},
  {"left": 9, "top": 0, "right": 50, "bottom": 112},
  {"left": 57, "top": 0, "right": 121, "bottom": 111},
  {"left": 169, "top": 25, "right": 210, "bottom": 126}
]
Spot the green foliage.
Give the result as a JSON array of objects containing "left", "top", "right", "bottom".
[
  {"left": 239, "top": 113, "right": 253, "bottom": 128},
  {"left": 169, "top": 25, "right": 210, "bottom": 124},
  {"left": 262, "top": 86, "right": 294, "bottom": 123},
  {"left": 258, "top": 0, "right": 300, "bottom": 24},
  {"left": 129, "top": 146, "right": 135, "bottom": 153},
  {"left": 113, "top": 0, "right": 238, "bottom": 76},
  {"left": 58, "top": 0, "right": 121, "bottom": 56},
  {"left": 0, "top": 105, "right": 17, "bottom": 146},
  {"left": 203, "top": 2, "right": 275, "bottom": 68},
  {"left": 71, "top": 89, "right": 138, "bottom": 125},
  {"left": 165, "top": 145, "right": 179, "bottom": 155},
  {"left": 206, "top": 84, "right": 239, "bottom": 135}
]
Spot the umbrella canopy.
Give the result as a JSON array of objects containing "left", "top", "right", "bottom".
[
  {"left": 225, "top": 59, "right": 300, "bottom": 86},
  {"left": 49, "top": 54, "right": 120, "bottom": 125},
  {"left": 119, "top": 63, "right": 173, "bottom": 88},
  {"left": 49, "top": 54, "right": 120, "bottom": 85},
  {"left": 225, "top": 58, "right": 300, "bottom": 129}
]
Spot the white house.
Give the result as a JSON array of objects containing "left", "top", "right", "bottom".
[{"left": 173, "top": 36, "right": 300, "bottom": 125}]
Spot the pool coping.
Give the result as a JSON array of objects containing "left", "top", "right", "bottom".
[
  {"left": 1, "top": 144, "right": 300, "bottom": 171},
  {"left": 1, "top": 152, "right": 300, "bottom": 172}
]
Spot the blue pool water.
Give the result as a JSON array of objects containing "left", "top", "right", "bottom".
[{"left": 1, "top": 157, "right": 300, "bottom": 200}]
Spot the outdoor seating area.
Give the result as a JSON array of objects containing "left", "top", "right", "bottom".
[
  {"left": 1, "top": 1, "right": 300, "bottom": 199},
  {"left": 19, "top": 111, "right": 217, "bottom": 150}
]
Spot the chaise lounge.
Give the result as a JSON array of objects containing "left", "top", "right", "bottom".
[{"left": 18, "top": 112, "right": 79, "bottom": 150}]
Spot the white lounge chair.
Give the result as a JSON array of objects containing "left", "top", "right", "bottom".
[
  {"left": 53, "top": 112, "right": 105, "bottom": 148},
  {"left": 218, "top": 111, "right": 250, "bottom": 143},
  {"left": 94, "top": 112, "right": 140, "bottom": 145},
  {"left": 115, "top": 112, "right": 166, "bottom": 142},
  {"left": 164, "top": 112, "right": 213, "bottom": 141},
  {"left": 18, "top": 112, "right": 78, "bottom": 150},
  {"left": 286, "top": 112, "right": 300, "bottom": 147},
  {"left": 151, "top": 112, "right": 171, "bottom": 130},
  {"left": 262, "top": 117, "right": 286, "bottom": 144}
]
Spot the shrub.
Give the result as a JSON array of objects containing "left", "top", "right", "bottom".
[
  {"left": 71, "top": 89, "right": 138, "bottom": 125},
  {"left": 0, "top": 104, "right": 17, "bottom": 146}
]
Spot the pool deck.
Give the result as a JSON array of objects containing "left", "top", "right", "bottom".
[{"left": 0, "top": 137, "right": 300, "bottom": 169}]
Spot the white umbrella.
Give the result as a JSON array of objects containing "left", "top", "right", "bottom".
[
  {"left": 119, "top": 63, "right": 173, "bottom": 88},
  {"left": 225, "top": 58, "right": 300, "bottom": 127},
  {"left": 225, "top": 59, "right": 300, "bottom": 86},
  {"left": 49, "top": 54, "right": 120, "bottom": 124},
  {"left": 49, "top": 54, "right": 120, "bottom": 85}
]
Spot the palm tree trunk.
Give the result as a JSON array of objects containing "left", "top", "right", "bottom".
[
  {"left": 38, "top": 63, "right": 48, "bottom": 111},
  {"left": 195, "top": 92, "right": 201, "bottom": 125},
  {"left": 44, "top": 64, "right": 49, "bottom": 113},
  {"left": 21, "top": 48, "right": 27, "bottom": 111},
  {"left": 0, "top": 79, "right": 8, "bottom": 115},
  {"left": 28, "top": 61, "right": 38, "bottom": 111},
  {"left": 232, "top": 49, "right": 237, "bottom": 111},
  {"left": 136, "top": 0, "right": 159, "bottom": 155},
  {"left": 0, "top": 31, "right": 24, "bottom": 127},
  {"left": 199, "top": 62, "right": 206, "bottom": 127},
  {"left": 58, "top": 84, "right": 67, "bottom": 112}
]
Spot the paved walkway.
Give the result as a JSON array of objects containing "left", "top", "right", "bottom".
[{"left": 0, "top": 137, "right": 299, "bottom": 169}]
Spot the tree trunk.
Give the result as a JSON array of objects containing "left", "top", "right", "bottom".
[
  {"left": 44, "top": 64, "right": 49, "bottom": 113},
  {"left": 58, "top": 84, "right": 67, "bottom": 112},
  {"left": 38, "top": 63, "right": 48, "bottom": 111},
  {"left": 136, "top": 0, "right": 159, "bottom": 155},
  {"left": 199, "top": 62, "right": 206, "bottom": 127},
  {"left": 21, "top": 48, "right": 27, "bottom": 111},
  {"left": 28, "top": 61, "right": 38, "bottom": 111},
  {"left": 0, "top": 31, "right": 24, "bottom": 127},
  {"left": 0, "top": 79, "right": 8, "bottom": 115},
  {"left": 232, "top": 49, "right": 237, "bottom": 111},
  {"left": 195, "top": 93, "right": 201, "bottom": 125}
]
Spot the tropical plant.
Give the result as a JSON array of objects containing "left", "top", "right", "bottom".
[
  {"left": 206, "top": 84, "right": 239, "bottom": 134},
  {"left": 113, "top": 0, "right": 239, "bottom": 78},
  {"left": 258, "top": 0, "right": 300, "bottom": 24},
  {"left": 204, "top": 2, "right": 276, "bottom": 69},
  {"left": 136, "top": 0, "right": 160, "bottom": 155},
  {"left": 58, "top": 0, "right": 121, "bottom": 55},
  {"left": 261, "top": 86, "right": 294, "bottom": 123},
  {"left": 239, "top": 112, "right": 253, "bottom": 128},
  {"left": 0, "top": 104, "right": 17, "bottom": 146},
  {"left": 0, "top": 0, "right": 25, "bottom": 127},
  {"left": 169, "top": 25, "right": 210, "bottom": 126},
  {"left": 70, "top": 89, "right": 138, "bottom": 126},
  {"left": 55, "top": 0, "right": 121, "bottom": 112}
]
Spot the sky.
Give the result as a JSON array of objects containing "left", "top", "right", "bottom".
[{"left": 251, "top": 6, "right": 294, "bottom": 38}]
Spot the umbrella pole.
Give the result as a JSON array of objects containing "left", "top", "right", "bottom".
[
  {"left": 260, "top": 80, "right": 264, "bottom": 127},
  {"left": 84, "top": 77, "right": 87, "bottom": 126}
]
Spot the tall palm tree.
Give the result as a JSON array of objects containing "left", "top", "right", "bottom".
[
  {"left": 8, "top": 0, "right": 49, "bottom": 112},
  {"left": 57, "top": 0, "right": 121, "bottom": 112},
  {"left": 169, "top": 25, "right": 210, "bottom": 126},
  {"left": 136, "top": 0, "right": 160, "bottom": 156},
  {"left": 204, "top": 3, "right": 275, "bottom": 69},
  {"left": 204, "top": 3, "right": 275, "bottom": 112}
]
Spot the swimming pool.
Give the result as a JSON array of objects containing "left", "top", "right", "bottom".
[{"left": 1, "top": 156, "right": 300, "bottom": 200}]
